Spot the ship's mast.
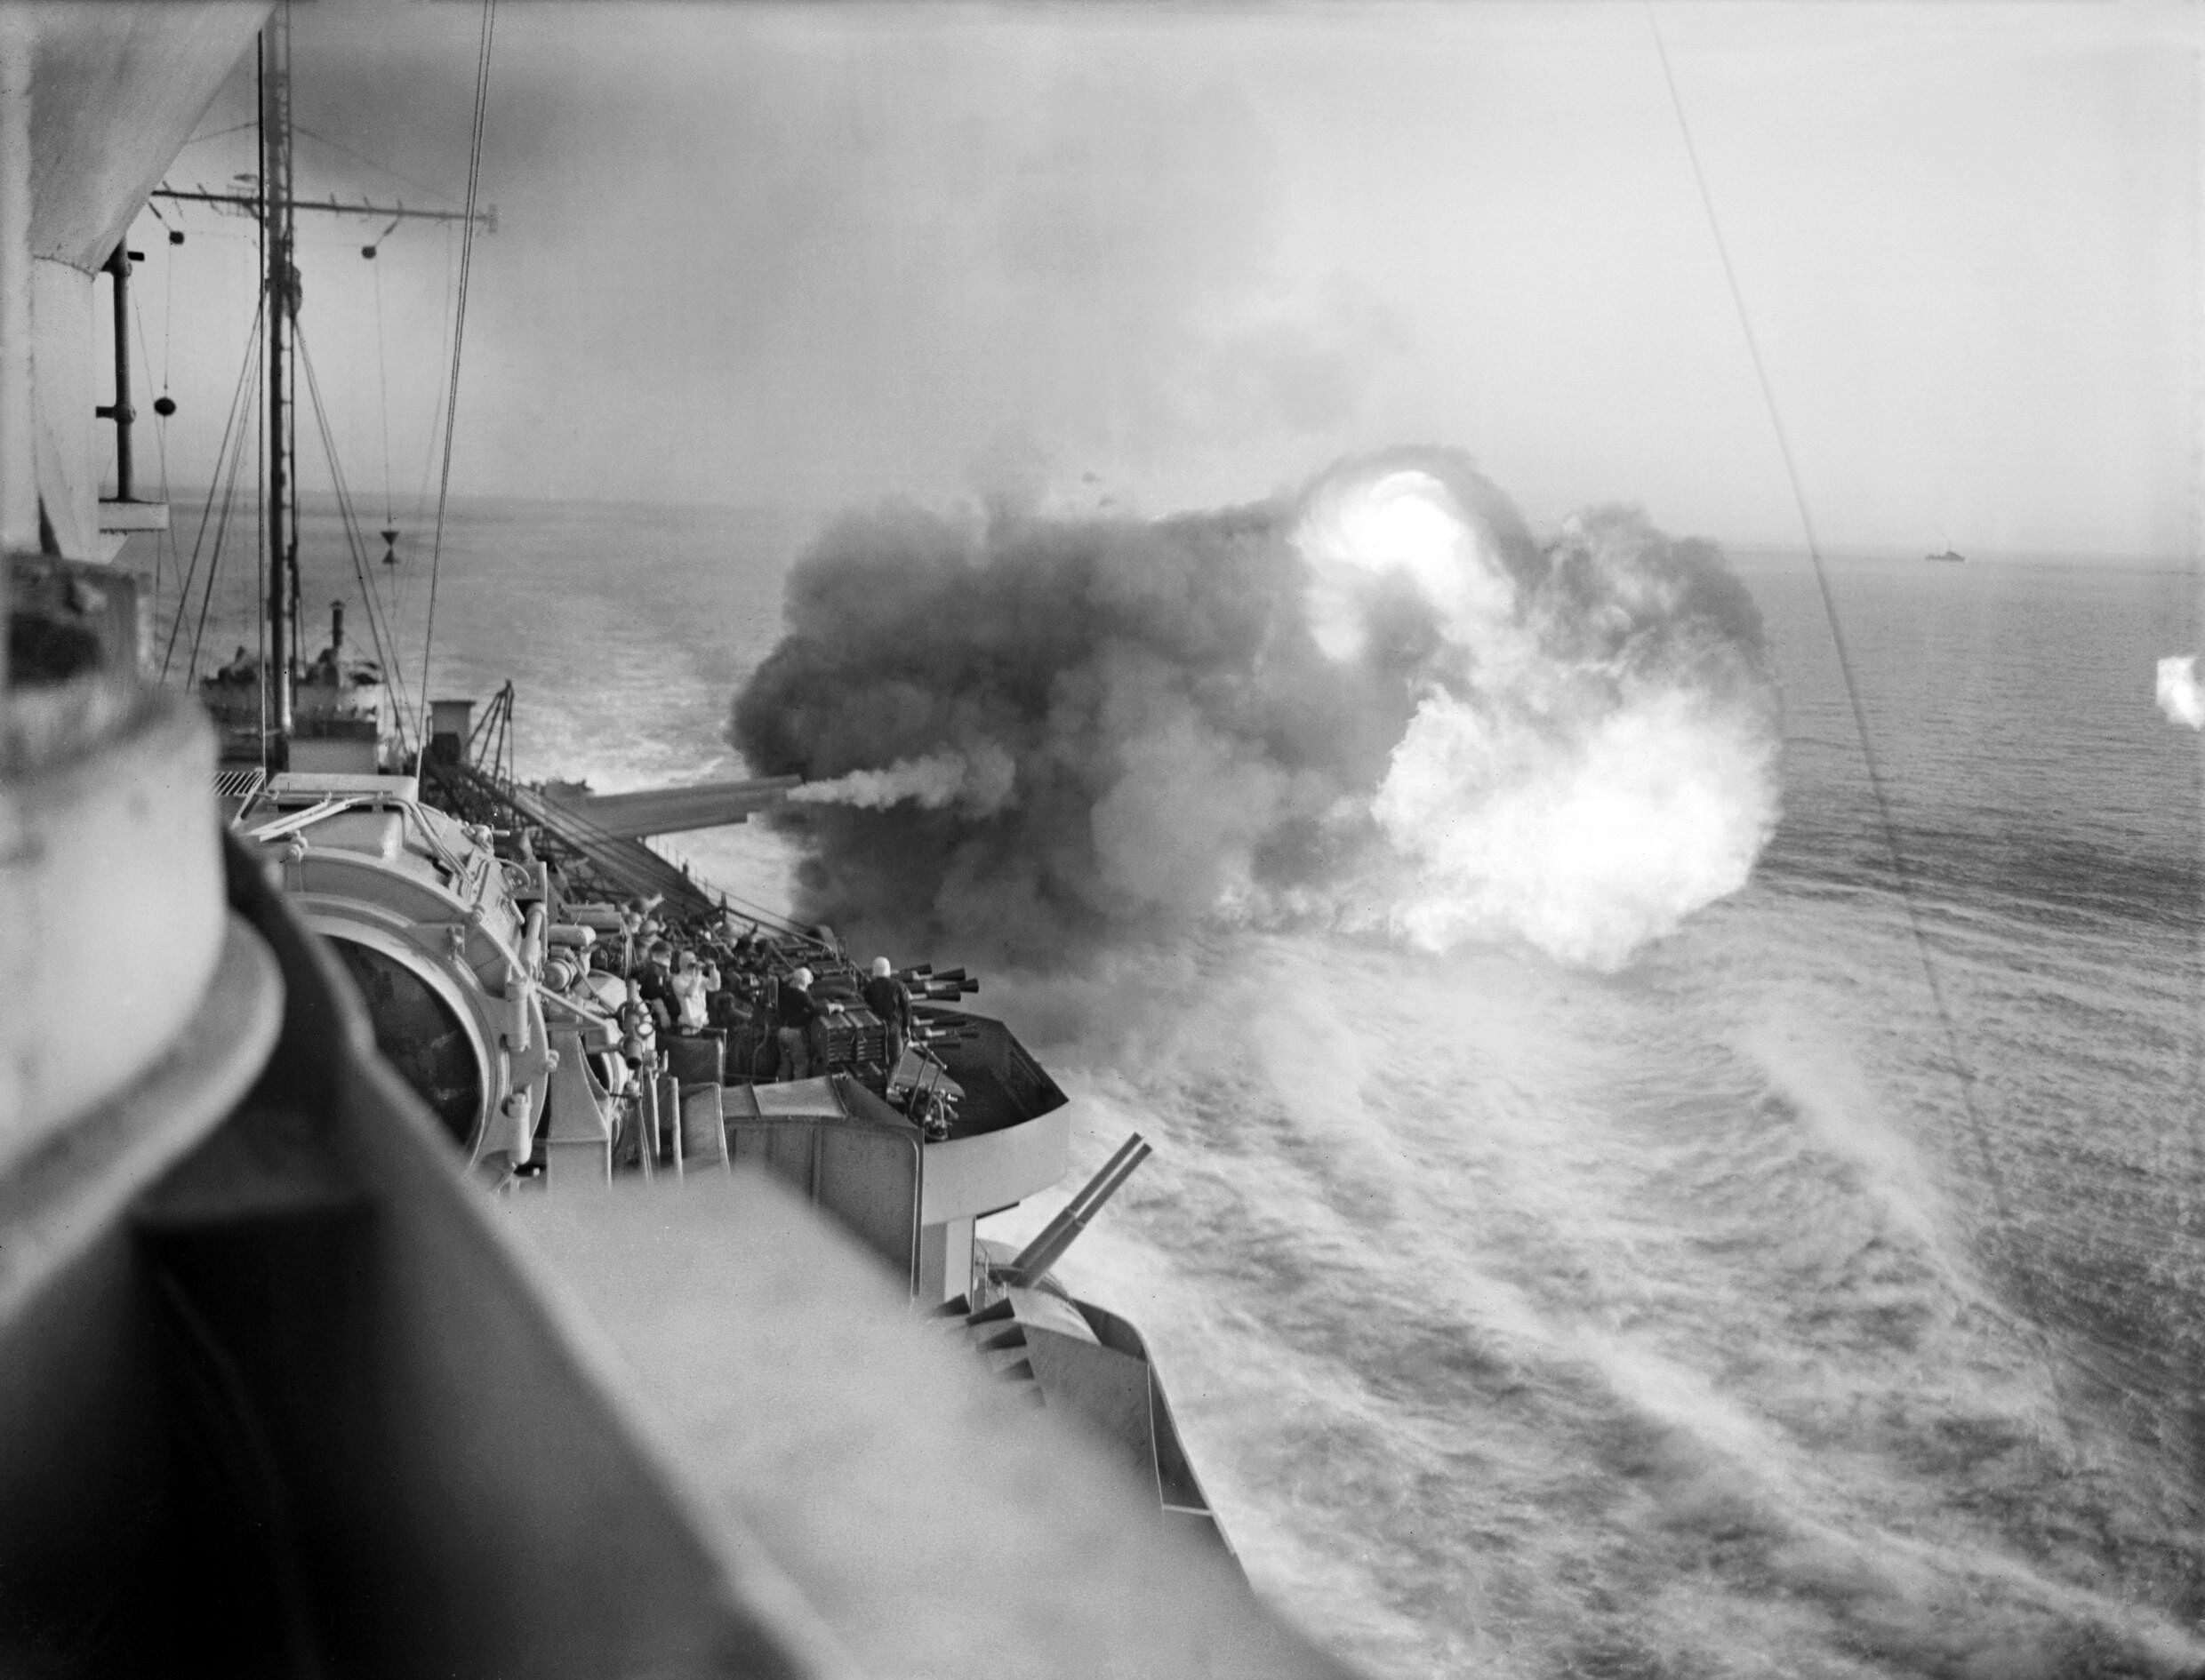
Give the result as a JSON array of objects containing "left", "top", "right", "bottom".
[
  {"left": 202, "top": 3, "right": 490, "bottom": 764},
  {"left": 260, "top": 8, "right": 298, "bottom": 749}
]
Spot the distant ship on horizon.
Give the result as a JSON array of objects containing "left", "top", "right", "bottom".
[{"left": 1925, "top": 547, "right": 1966, "bottom": 564}]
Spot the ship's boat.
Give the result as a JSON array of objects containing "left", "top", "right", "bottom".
[{"left": 0, "top": 8, "right": 1354, "bottom": 1674}]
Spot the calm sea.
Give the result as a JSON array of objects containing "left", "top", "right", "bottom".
[{"left": 152, "top": 501, "right": 2205, "bottom": 1677}]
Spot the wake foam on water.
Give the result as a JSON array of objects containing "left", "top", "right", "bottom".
[
  {"left": 989, "top": 927, "right": 2205, "bottom": 1679},
  {"left": 1733, "top": 1009, "right": 1975, "bottom": 1292},
  {"left": 2154, "top": 654, "right": 2203, "bottom": 731}
]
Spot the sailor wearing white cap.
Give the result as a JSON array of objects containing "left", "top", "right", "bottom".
[{"left": 862, "top": 956, "right": 913, "bottom": 1068}]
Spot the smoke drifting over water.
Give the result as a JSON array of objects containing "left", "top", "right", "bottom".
[
  {"left": 734, "top": 450, "right": 1781, "bottom": 969},
  {"left": 788, "top": 744, "right": 1019, "bottom": 815},
  {"left": 2154, "top": 655, "right": 2202, "bottom": 730}
]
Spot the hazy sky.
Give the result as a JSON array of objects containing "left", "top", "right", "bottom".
[{"left": 127, "top": 1, "right": 2199, "bottom": 556}]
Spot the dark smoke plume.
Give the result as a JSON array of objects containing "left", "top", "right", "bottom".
[{"left": 734, "top": 449, "right": 1780, "bottom": 971}]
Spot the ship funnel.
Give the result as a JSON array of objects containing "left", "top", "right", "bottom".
[{"left": 1005, "top": 1133, "right": 1150, "bottom": 1286}]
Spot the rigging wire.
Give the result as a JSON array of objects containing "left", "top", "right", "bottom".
[
  {"left": 395, "top": 223, "right": 461, "bottom": 630},
  {"left": 160, "top": 210, "right": 173, "bottom": 395},
  {"left": 298, "top": 329, "right": 420, "bottom": 746},
  {"left": 180, "top": 433, "right": 247, "bottom": 681},
  {"left": 162, "top": 294, "right": 263, "bottom": 681},
  {"left": 180, "top": 117, "right": 259, "bottom": 148},
  {"left": 416, "top": 0, "right": 495, "bottom": 756},
  {"left": 1644, "top": 6, "right": 2011, "bottom": 1222},
  {"left": 293, "top": 123, "right": 460, "bottom": 206},
  {"left": 183, "top": 376, "right": 260, "bottom": 684},
  {"left": 175, "top": 319, "right": 261, "bottom": 690},
  {"left": 293, "top": 325, "right": 421, "bottom": 756},
  {"left": 372, "top": 247, "right": 394, "bottom": 529}
]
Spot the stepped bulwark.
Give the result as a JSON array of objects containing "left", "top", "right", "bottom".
[{"left": 0, "top": 8, "right": 1358, "bottom": 1675}]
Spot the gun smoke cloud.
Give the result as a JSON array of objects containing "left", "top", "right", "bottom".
[
  {"left": 734, "top": 449, "right": 1781, "bottom": 971},
  {"left": 2155, "top": 656, "right": 2203, "bottom": 730},
  {"left": 788, "top": 745, "right": 1019, "bottom": 815}
]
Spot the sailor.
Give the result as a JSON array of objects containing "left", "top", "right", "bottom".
[
  {"left": 862, "top": 956, "right": 914, "bottom": 1069},
  {"left": 776, "top": 966, "right": 819, "bottom": 1082},
  {"left": 217, "top": 645, "right": 254, "bottom": 684},
  {"left": 669, "top": 949, "right": 711, "bottom": 1034},
  {"left": 721, "top": 933, "right": 759, "bottom": 1004},
  {"left": 706, "top": 967, "right": 749, "bottom": 1031},
  {"left": 635, "top": 939, "right": 677, "bottom": 1032},
  {"left": 618, "top": 892, "right": 662, "bottom": 939}
]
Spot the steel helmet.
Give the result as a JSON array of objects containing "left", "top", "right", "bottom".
[{"left": 871, "top": 956, "right": 893, "bottom": 978}]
